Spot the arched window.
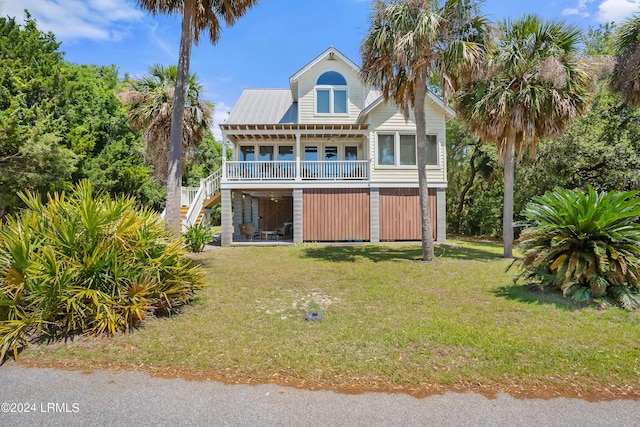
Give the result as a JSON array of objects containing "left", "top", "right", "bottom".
[
  {"left": 315, "top": 71, "right": 347, "bottom": 115},
  {"left": 317, "top": 71, "right": 347, "bottom": 85}
]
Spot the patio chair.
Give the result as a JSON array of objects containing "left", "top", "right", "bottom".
[
  {"left": 275, "top": 222, "right": 293, "bottom": 240},
  {"left": 240, "top": 224, "right": 261, "bottom": 241}
]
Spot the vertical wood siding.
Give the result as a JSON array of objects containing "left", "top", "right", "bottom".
[
  {"left": 379, "top": 188, "right": 437, "bottom": 241},
  {"left": 303, "top": 189, "right": 370, "bottom": 241},
  {"left": 259, "top": 197, "right": 293, "bottom": 230}
]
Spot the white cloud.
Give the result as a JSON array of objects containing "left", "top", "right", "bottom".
[
  {"left": 563, "top": 0, "right": 591, "bottom": 18},
  {"left": 1, "top": 0, "right": 143, "bottom": 41},
  {"left": 597, "top": 0, "right": 640, "bottom": 22}
]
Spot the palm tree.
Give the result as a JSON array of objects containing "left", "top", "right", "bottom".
[
  {"left": 361, "top": 0, "right": 487, "bottom": 261},
  {"left": 136, "top": 0, "right": 259, "bottom": 233},
  {"left": 120, "top": 64, "right": 213, "bottom": 184},
  {"left": 610, "top": 14, "right": 640, "bottom": 107},
  {"left": 455, "top": 15, "right": 592, "bottom": 258}
]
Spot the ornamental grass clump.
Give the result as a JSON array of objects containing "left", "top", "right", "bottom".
[
  {"left": 0, "top": 180, "right": 202, "bottom": 359},
  {"left": 183, "top": 223, "right": 215, "bottom": 253},
  {"left": 513, "top": 187, "right": 640, "bottom": 310}
]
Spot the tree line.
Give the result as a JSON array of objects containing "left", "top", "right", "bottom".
[
  {"left": 0, "top": 14, "right": 223, "bottom": 220},
  {"left": 3, "top": 2, "right": 640, "bottom": 259},
  {"left": 446, "top": 20, "right": 640, "bottom": 240}
]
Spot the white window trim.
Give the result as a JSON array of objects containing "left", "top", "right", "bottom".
[
  {"left": 314, "top": 85, "right": 349, "bottom": 116},
  {"left": 375, "top": 132, "right": 440, "bottom": 168}
]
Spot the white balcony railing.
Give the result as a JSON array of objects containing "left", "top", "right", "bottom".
[
  {"left": 300, "top": 160, "right": 368, "bottom": 180},
  {"left": 225, "top": 160, "right": 368, "bottom": 181},
  {"left": 226, "top": 161, "right": 295, "bottom": 180}
]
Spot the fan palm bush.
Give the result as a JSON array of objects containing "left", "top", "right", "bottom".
[
  {"left": 513, "top": 187, "right": 640, "bottom": 309},
  {"left": 0, "top": 180, "right": 202, "bottom": 359}
]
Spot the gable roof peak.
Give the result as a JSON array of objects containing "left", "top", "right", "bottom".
[{"left": 289, "top": 46, "right": 361, "bottom": 101}]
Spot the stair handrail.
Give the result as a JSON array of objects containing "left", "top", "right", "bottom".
[{"left": 182, "top": 168, "right": 222, "bottom": 232}]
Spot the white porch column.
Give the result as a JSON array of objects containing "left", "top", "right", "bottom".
[
  {"left": 233, "top": 190, "right": 243, "bottom": 241},
  {"left": 370, "top": 187, "right": 380, "bottom": 243},
  {"left": 222, "top": 136, "right": 227, "bottom": 180},
  {"left": 221, "top": 189, "right": 232, "bottom": 247},
  {"left": 293, "top": 189, "right": 303, "bottom": 243},
  {"left": 436, "top": 188, "right": 447, "bottom": 243},
  {"left": 295, "top": 132, "right": 301, "bottom": 181},
  {"left": 252, "top": 197, "right": 260, "bottom": 227}
]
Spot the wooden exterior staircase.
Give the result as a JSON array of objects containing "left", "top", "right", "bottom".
[{"left": 178, "top": 168, "right": 222, "bottom": 232}]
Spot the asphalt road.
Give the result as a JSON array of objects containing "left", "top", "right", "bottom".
[{"left": 1, "top": 364, "right": 638, "bottom": 426}]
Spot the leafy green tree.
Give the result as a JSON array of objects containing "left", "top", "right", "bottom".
[
  {"left": 456, "top": 15, "right": 592, "bottom": 258},
  {"left": 583, "top": 22, "right": 616, "bottom": 56},
  {"left": 182, "top": 132, "right": 226, "bottom": 186},
  {"left": 361, "top": 0, "right": 488, "bottom": 261},
  {"left": 446, "top": 118, "right": 502, "bottom": 235},
  {"left": 135, "top": 0, "right": 260, "bottom": 233},
  {"left": 517, "top": 89, "right": 640, "bottom": 201},
  {"left": 62, "top": 63, "right": 164, "bottom": 206},
  {"left": 0, "top": 15, "right": 76, "bottom": 216},
  {"left": 0, "top": 14, "right": 163, "bottom": 216}
]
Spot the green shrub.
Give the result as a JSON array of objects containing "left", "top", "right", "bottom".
[
  {"left": 0, "top": 180, "right": 202, "bottom": 359},
  {"left": 183, "top": 223, "right": 215, "bottom": 253},
  {"left": 513, "top": 187, "right": 640, "bottom": 309}
]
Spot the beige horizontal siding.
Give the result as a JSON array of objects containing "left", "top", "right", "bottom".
[
  {"left": 297, "top": 61, "right": 364, "bottom": 124},
  {"left": 367, "top": 100, "right": 447, "bottom": 184}
]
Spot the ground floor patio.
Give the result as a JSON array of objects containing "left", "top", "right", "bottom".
[{"left": 219, "top": 186, "right": 446, "bottom": 246}]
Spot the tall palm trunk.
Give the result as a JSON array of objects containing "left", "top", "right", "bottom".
[
  {"left": 166, "top": 5, "right": 194, "bottom": 234},
  {"left": 502, "top": 128, "right": 516, "bottom": 258},
  {"left": 415, "top": 72, "right": 435, "bottom": 262}
]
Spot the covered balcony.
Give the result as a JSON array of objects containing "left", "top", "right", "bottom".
[
  {"left": 225, "top": 159, "right": 369, "bottom": 181},
  {"left": 220, "top": 123, "right": 370, "bottom": 183}
]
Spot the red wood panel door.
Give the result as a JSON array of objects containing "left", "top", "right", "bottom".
[
  {"left": 379, "top": 188, "right": 436, "bottom": 241},
  {"left": 303, "top": 189, "right": 370, "bottom": 241}
]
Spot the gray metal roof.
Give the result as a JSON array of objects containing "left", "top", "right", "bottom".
[{"left": 225, "top": 89, "right": 297, "bottom": 125}]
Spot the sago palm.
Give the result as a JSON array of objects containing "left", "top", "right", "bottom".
[
  {"left": 136, "top": 0, "right": 260, "bottom": 233},
  {"left": 514, "top": 187, "right": 640, "bottom": 309},
  {"left": 120, "top": 64, "right": 213, "bottom": 184},
  {"left": 455, "top": 15, "right": 592, "bottom": 258},
  {"left": 361, "top": 0, "right": 488, "bottom": 261}
]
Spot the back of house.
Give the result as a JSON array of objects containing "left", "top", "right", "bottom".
[{"left": 209, "top": 46, "right": 453, "bottom": 245}]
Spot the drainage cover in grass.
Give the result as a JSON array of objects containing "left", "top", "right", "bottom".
[{"left": 306, "top": 311, "right": 323, "bottom": 321}]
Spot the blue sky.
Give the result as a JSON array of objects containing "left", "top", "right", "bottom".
[{"left": 2, "top": 0, "right": 639, "bottom": 139}]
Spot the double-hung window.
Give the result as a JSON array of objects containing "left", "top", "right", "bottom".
[
  {"left": 315, "top": 71, "right": 348, "bottom": 115},
  {"left": 376, "top": 133, "right": 438, "bottom": 167}
]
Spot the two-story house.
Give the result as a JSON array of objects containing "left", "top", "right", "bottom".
[{"left": 182, "top": 46, "right": 453, "bottom": 246}]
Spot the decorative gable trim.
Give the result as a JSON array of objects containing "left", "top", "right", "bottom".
[
  {"left": 288, "top": 46, "right": 361, "bottom": 102},
  {"left": 356, "top": 91, "right": 456, "bottom": 123}
]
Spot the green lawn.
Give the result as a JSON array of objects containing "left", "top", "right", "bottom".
[{"left": 18, "top": 241, "right": 640, "bottom": 398}]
